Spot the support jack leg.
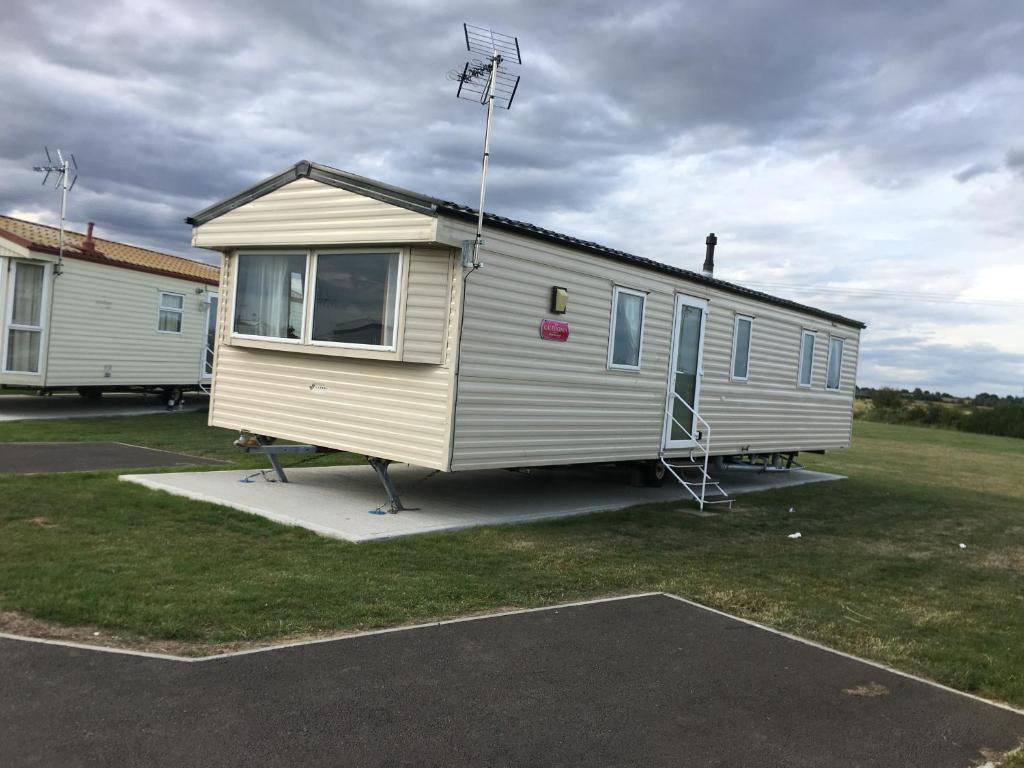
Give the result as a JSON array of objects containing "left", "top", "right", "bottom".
[{"left": 367, "top": 456, "right": 406, "bottom": 513}]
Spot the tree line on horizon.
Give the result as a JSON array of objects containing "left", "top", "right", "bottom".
[{"left": 855, "top": 386, "right": 1024, "bottom": 439}]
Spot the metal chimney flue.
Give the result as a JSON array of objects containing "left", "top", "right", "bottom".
[{"left": 702, "top": 232, "right": 717, "bottom": 278}]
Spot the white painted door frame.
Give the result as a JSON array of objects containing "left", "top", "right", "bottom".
[{"left": 661, "top": 293, "right": 709, "bottom": 450}]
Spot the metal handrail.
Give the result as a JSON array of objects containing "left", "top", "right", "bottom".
[{"left": 663, "top": 391, "right": 712, "bottom": 509}]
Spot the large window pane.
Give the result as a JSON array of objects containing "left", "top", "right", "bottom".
[
  {"left": 732, "top": 316, "right": 752, "bottom": 379},
  {"left": 11, "top": 262, "right": 44, "bottom": 326},
  {"left": 233, "top": 254, "right": 307, "bottom": 339},
  {"left": 6, "top": 330, "right": 41, "bottom": 372},
  {"left": 312, "top": 253, "right": 400, "bottom": 347},
  {"left": 799, "top": 331, "right": 815, "bottom": 386},
  {"left": 610, "top": 288, "right": 645, "bottom": 368},
  {"left": 827, "top": 337, "right": 844, "bottom": 389}
]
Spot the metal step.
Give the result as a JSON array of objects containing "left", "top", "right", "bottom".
[{"left": 660, "top": 456, "right": 734, "bottom": 510}]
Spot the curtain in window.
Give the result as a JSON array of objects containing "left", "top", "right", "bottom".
[
  {"left": 6, "top": 330, "right": 40, "bottom": 372},
  {"left": 612, "top": 292, "right": 643, "bottom": 366},
  {"left": 827, "top": 338, "right": 844, "bottom": 389},
  {"left": 11, "top": 262, "right": 44, "bottom": 326},
  {"left": 234, "top": 254, "right": 305, "bottom": 339},
  {"left": 5, "top": 262, "right": 45, "bottom": 372},
  {"left": 799, "top": 333, "right": 815, "bottom": 386}
]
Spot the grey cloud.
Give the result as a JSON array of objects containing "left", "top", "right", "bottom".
[
  {"left": 859, "top": 340, "right": 1024, "bottom": 397},
  {"left": 953, "top": 162, "right": 997, "bottom": 183},
  {"left": 2, "top": 0, "right": 1022, "bottom": 394},
  {"left": 1007, "top": 147, "right": 1024, "bottom": 173}
]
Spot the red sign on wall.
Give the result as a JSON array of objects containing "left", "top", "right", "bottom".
[{"left": 539, "top": 319, "right": 570, "bottom": 342}]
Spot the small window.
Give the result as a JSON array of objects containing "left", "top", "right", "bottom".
[
  {"left": 233, "top": 253, "right": 307, "bottom": 340},
  {"left": 798, "top": 330, "right": 815, "bottom": 387},
  {"left": 826, "top": 336, "right": 844, "bottom": 390},
  {"left": 608, "top": 286, "right": 646, "bottom": 369},
  {"left": 311, "top": 252, "right": 401, "bottom": 349},
  {"left": 157, "top": 292, "right": 184, "bottom": 334},
  {"left": 730, "top": 315, "right": 753, "bottom": 381}
]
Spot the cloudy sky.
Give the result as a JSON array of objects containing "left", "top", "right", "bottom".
[{"left": 2, "top": 0, "right": 1022, "bottom": 395}]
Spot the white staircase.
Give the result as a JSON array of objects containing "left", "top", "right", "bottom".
[{"left": 662, "top": 392, "right": 733, "bottom": 511}]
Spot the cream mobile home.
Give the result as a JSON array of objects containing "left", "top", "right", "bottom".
[
  {"left": 0, "top": 216, "right": 220, "bottom": 405},
  {"left": 188, "top": 161, "right": 864, "bottom": 508}
]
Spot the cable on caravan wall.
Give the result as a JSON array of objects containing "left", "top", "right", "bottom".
[{"left": 447, "top": 256, "right": 481, "bottom": 472}]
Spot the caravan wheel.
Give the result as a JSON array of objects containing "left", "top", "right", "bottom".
[{"left": 640, "top": 460, "right": 667, "bottom": 487}]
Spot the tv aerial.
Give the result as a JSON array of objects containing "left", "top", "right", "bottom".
[
  {"left": 32, "top": 147, "right": 79, "bottom": 275},
  {"left": 447, "top": 23, "right": 521, "bottom": 268}
]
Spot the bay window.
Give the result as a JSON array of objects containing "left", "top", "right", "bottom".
[{"left": 231, "top": 250, "right": 403, "bottom": 352}]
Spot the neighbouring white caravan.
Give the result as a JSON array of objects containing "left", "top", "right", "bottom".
[
  {"left": 188, "top": 161, "right": 864, "bottom": 507},
  {"left": 0, "top": 216, "right": 220, "bottom": 404}
]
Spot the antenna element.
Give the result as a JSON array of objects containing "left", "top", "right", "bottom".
[
  {"left": 447, "top": 24, "right": 522, "bottom": 267},
  {"left": 31, "top": 147, "right": 79, "bottom": 276}
]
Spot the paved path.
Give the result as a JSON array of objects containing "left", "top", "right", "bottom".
[
  {"left": 0, "top": 393, "right": 208, "bottom": 422},
  {"left": 2, "top": 595, "right": 1021, "bottom": 767}
]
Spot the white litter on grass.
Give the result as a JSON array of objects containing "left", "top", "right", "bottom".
[
  {"left": 788, "top": 532, "right": 802, "bottom": 539},
  {"left": 788, "top": 507, "right": 796, "bottom": 514},
  {"left": 959, "top": 543, "right": 967, "bottom": 549}
]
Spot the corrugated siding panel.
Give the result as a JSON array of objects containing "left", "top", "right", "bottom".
[
  {"left": 209, "top": 347, "right": 453, "bottom": 467},
  {"left": 192, "top": 178, "right": 436, "bottom": 248},
  {"left": 402, "top": 248, "right": 454, "bottom": 364},
  {"left": 43, "top": 258, "right": 210, "bottom": 387},
  {"left": 450, "top": 226, "right": 860, "bottom": 470},
  {"left": 208, "top": 250, "right": 460, "bottom": 470}
]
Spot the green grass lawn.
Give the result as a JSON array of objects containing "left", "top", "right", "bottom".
[{"left": 1, "top": 414, "right": 1022, "bottom": 709}]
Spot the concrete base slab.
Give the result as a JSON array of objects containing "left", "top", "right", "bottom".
[
  {"left": 0, "top": 393, "right": 208, "bottom": 422},
  {"left": 121, "top": 464, "right": 845, "bottom": 542}
]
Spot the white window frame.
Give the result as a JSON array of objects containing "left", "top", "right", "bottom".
[
  {"left": 2, "top": 259, "right": 51, "bottom": 375},
  {"left": 307, "top": 248, "right": 405, "bottom": 353},
  {"left": 730, "top": 314, "right": 754, "bottom": 382},
  {"left": 797, "top": 329, "right": 816, "bottom": 388},
  {"left": 229, "top": 250, "right": 311, "bottom": 345},
  {"left": 157, "top": 291, "right": 185, "bottom": 335},
  {"left": 607, "top": 285, "right": 647, "bottom": 371},
  {"left": 825, "top": 335, "right": 845, "bottom": 391}
]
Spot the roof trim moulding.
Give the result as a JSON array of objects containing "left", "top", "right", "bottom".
[
  {"left": 186, "top": 161, "right": 866, "bottom": 329},
  {"left": 185, "top": 161, "right": 438, "bottom": 226}
]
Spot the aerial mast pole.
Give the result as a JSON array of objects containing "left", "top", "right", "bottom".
[
  {"left": 473, "top": 48, "right": 500, "bottom": 267},
  {"left": 448, "top": 23, "right": 522, "bottom": 268}
]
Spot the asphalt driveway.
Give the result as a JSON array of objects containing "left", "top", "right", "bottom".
[
  {"left": 0, "top": 392, "right": 209, "bottom": 422},
  {"left": 0, "top": 442, "right": 222, "bottom": 474},
  {"left": 2, "top": 595, "right": 1021, "bottom": 767}
]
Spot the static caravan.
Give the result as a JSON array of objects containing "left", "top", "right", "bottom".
[
  {"left": 188, "top": 161, "right": 864, "bottom": 508},
  {"left": 0, "top": 216, "right": 220, "bottom": 404}
]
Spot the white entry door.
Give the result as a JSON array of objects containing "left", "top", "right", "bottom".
[{"left": 662, "top": 294, "right": 708, "bottom": 449}]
